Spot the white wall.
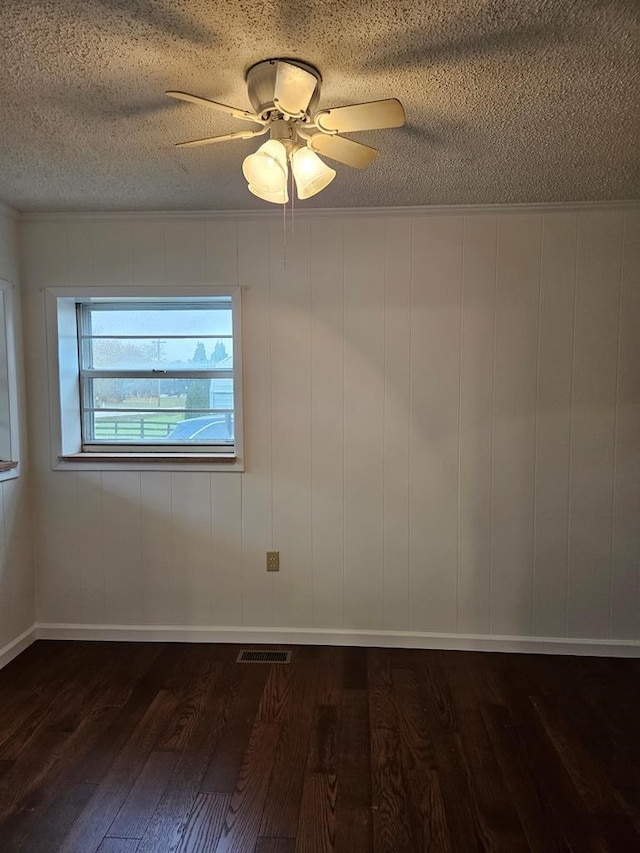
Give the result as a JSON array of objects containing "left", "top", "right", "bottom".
[
  {"left": 0, "top": 206, "right": 34, "bottom": 657},
  {"left": 19, "top": 206, "right": 640, "bottom": 643}
]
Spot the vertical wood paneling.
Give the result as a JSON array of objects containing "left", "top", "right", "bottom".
[
  {"left": 490, "top": 214, "right": 541, "bottom": 636},
  {"left": 343, "top": 218, "right": 386, "bottom": 630},
  {"left": 0, "top": 478, "right": 33, "bottom": 641},
  {"left": 532, "top": 213, "right": 577, "bottom": 637},
  {"left": 19, "top": 222, "right": 69, "bottom": 286},
  {"left": 205, "top": 220, "right": 238, "bottom": 283},
  {"left": 164, "top": 221, "right": 206, "bottom": 283},
  {"left": 0, "top": 212, "right": 19, "bottom": 282},
  {"left": 102, "top": 470, "right": 143, "bottom": 623},
  {"left": 140, "top": 471, "right": 174, "bottom": 624},
  {"left": 457, "top": 214, "right": 497, "bottom": 634},
  {"left": 132, "top": 222, "right": 166, "bottom": 286},
  {"left": 409, "top": 216, "right": 463, "bottom": 633},
  {"left": 171, "top": 472, "right": 213, "bottom": 625},
  {"left": 568, "top": 211, "right": 623, "bottom": 638},
  {"left": 210, "top": 473, "right": 243, "bottom": 625},
  {"left": 269, "top": 220, "right": 313, "bottom": 627},
  {"left": 15, "top": 209, "right": 640, "bottom": 644},
  {"left": 238, "top": 219, "right": 273, "bottom": 627},
  {"left": 91, "top": 224, "right": 134, "bottom": 285},
  {"left": 36, "top": 472, "right": 81, "bottom": 623},
  {"left": 310, "top": 218, "right": 345, "bottom": 628},
  {"left": 22, "top": 288, "right": 51, "bottom": 473},
  {"left": 77, "top": 470, "right": 105, "bottom": 623},
  {"left": 0, "top": 486, "right": 6, "bottom": 604},
  {"left": 383, "top": 217, "right": 412, "bottom": 631},
  {"left": 611, "top": 210, "right": 640, "bottom": 639},
  {"left": 0, "top": 212, "right": 34, "bottom": 651},
  {"left": 68, "top": 225, "right": 94, "bottom": 284}
]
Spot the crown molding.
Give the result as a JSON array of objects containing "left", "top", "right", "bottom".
[
  {"left": 0, "top": 201, "right": 19, "bottom": 219},
  {"left": 19, "top": 199, "right": 640, "bottom": 223}
]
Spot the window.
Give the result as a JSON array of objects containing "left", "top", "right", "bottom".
[
  {"left": 46, "top": 287, "right": 243, "bottom": 471},
  {"left": 0, "top": 280, "right": 20, "bottom": 482}
]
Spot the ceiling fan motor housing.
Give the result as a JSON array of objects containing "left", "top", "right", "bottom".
[{"left": 246, "top": 59, "right": 321, "bottom": 119}]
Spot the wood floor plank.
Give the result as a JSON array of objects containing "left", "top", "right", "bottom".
[
  {"left": 0, "top": 646, "right": 163, "bottom": 849},
  {"left": 256, "top": 837, "right": 296, "bottom": 852},
  {"left": 257, "top": 654, "right": 305, "bottom": 723},
  {"left": 333, "top": 689, "right": 372, "bottom": 852},
  {"left": 107, "top": 750, "right": 178, "bottom": 840},
  {"left": 59, "top": 687, "right": 187, "bottom": 853},
  {"left": 97, "top": 839, "right": 140, "bottom": 853},
  {"left": 342, "top": 647, "right": 368, "bottom": 690},
  {"left": 445, "top": 655, "right": 531, "bottom": 851},
  {"left": 307, "top": 705, "right": 339, "bottom": 774},
  {"left": 155, "top": 650, "right": 224, "bottom": 753},
  {"left": 69, "top": 645, "right": 181, "bottom": 786},
  {"left": 200, "top": 664, "right": 269, "bottom": 794},
  {"left": 367, "top": 649, "right": 396, "bottom": 731},
  {"left": 530, "top": 693, "right": 640, "bottom": 846},
  {"left": 0, "top": 781, "right": 97, "bottom": 853},
  {"left": 295, "top": 773, "right": 337, "bottom": 853},
  {"left": 370, "top": 726, "right": 414, "bottom": 852},
  {"left": 0, "top": 643, "right": 112, "bottom": 760},
  {"left": 214, "top": 720, "right": 281, "bottom": 853},
  {"left": 482, "top": 701, "right": 574, "bottom": 853},
  {"left": 259, "top": 653, "right": 317, "bottom": 838},
  {"left": 176, "top": 793, "right": 230, "bottom": 853},
  {"left": 392, "top": 667, "right": 452, "bottom": 852},
  {"left": 487, "top": 689, "right": 611, "bottom": 853},
  {"left": 368, "top": 651, "right": 414, "bottom": 852},
  {"left": 136, "top": 662, "right": 247, "bottom": 853}
]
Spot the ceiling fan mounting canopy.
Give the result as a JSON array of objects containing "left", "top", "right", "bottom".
[{"left": 246, "top": 58, "right": 322, "bottom": 119}]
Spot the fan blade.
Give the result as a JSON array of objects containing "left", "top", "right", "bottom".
[
  {"left": 273, "top": 61, "right": 317, "bottom": 117},
  {"left": 314, "top": 99, "right": 405, "bottom": 133},
  {"left": 166, "top": 90, "right": 261, "bottom": 124},
  {"left": 175, "top": 129, "right": 267, "bottom": 148},
  {"left": 308, "top": 134, "right": 378, "bottom": 169}
]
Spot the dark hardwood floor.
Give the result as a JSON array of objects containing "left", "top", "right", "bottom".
[{"left": 0, "top": 641, "right": 639, "bottom": 852}]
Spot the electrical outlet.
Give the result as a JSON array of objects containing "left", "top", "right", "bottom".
[{"left": 266, "top": 550, "right": 280, "bottom": 572}]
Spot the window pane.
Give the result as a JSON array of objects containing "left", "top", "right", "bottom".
[
  {"left": 85, "top": 306, "right": 232, "bottom": 337},
  {"left": 85, "top": 337, "right": 233, "bottom": 370},
  {"left": 88, "top": 378, "right": 232, "bottom": 413},
  {"left": 76, "top": 298, "right": 239, "bottom": 453},
  {"left": 89, "top": 410, "right": 234, "bottom": 444}
]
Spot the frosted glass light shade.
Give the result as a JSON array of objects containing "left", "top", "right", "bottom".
[
  {"left": 291, "top": 147, "right": 336, "bottom": 199},
  {"left": 242, "top": 140, "right": 288, "bottom": 194},
  {"left": 248, "top": 183, "right": 289, "bottom": 204}
]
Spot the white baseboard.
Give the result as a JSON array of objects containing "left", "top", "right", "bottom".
[
  {"left": 35, "top": 623, "right": 640, "bottom": 658},
  {"left": 0, "top": 625, "right": 37, "bottom": 671}
]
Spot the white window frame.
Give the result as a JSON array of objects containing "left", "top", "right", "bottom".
[
  {"left": 0, "top": 280, "right": 21, "bottom": 482},
  {"left": 45, "top": 285, "right": 244, "bottom": 472}
]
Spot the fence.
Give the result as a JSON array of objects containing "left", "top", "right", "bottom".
[{"left": 94, "top": 418, "right": 177, "bottom": 440}]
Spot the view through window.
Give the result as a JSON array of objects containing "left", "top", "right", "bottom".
[{"left": 78, "top": 299, "right": 234, "bottom": 451}]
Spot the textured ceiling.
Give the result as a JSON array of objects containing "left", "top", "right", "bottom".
[{"left": 0, "top": 0, "right": 638, "bottom": 211}]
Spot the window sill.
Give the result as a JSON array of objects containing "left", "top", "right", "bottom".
[{"left": 56, "top": 453, "right": 242, "bottom": 472}]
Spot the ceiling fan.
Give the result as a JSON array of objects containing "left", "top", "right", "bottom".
[{"left": 166, "top": 58, "right": 405, "bottom": 203}]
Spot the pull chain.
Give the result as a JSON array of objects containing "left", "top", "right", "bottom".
[
  {"left": 291, "top": 163, "right": 295, "bottom": 234},
  {"left": 282, "top": 191, "right": 287, "bottom": 270}
]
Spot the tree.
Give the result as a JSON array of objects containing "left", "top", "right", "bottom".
[
  {"left": 192, "top": 342, "right": 208, "bottom": 363},
  {"left": 212, "top": 341, "right": 228, "bottom": 364},
  {"left": 185, "top": 341, "right": 210, "bottom": 417}
]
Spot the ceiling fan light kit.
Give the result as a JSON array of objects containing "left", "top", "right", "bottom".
[{"left": 167, "top": 58, "right": 405, "bottom": 205}]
